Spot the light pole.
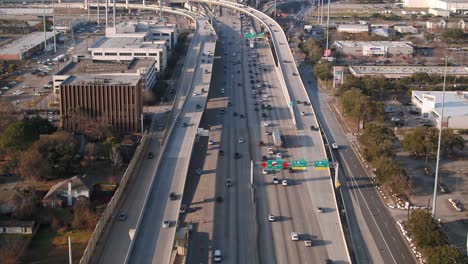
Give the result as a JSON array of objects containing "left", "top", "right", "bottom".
[{"left": 431, "top": 54, "right": 448, "bottom": 218}]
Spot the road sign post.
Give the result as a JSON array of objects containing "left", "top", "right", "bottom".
[
  {"left": 313, "top": 159, "right": 329, "bottom": 170},
  {"left": 292, "top": 159, "right": 307, "bottom": 170},
  {"left": 266, "top": 159, "right": 283, "bottom": 170}
]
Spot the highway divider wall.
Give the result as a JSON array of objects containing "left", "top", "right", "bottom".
[{"left": 80, "top": 134, "right": 149, "bottom": 264}]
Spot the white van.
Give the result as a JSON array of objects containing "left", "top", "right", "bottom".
[{"left": 214, "top": 249, "right": 222, "bottom": 262}]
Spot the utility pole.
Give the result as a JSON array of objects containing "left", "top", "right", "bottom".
[
  {"left": 105, "top": 0, "right": 108, "bottom": 27},
  {"left": 68, "top": 237, "right": 72, "bottom": 264},
  {"left": 43, "top": 0, "right": 47, "bottom": 52},
  {"left": 97, "top": 0, "right": 100, "bottom": 25},
  {"left": 325, "top": 0, "right": 330, "bottom": 59},
  {"left": 113, "top": 0, "right": 116, "bottom": 28},
  {"left": 431, "top": 55, "right": 448, "bottom": 219},
  {"left": 52, "top": 0, "right": 57, "bottom": 53}
]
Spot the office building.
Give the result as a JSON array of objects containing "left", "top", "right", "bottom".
[
  {"left": 403, "top": 0, "right": 468, "bottom": 14},
  {"left": 110, "top": 22, "right": 178, "bottom": 50},
  {"left": 0, "top": 31, "right": 59, "bottom": 61},
  {"left": 411, "top": 91, "right": 468, "bottom": 129},
  {"left": 59, "top": 74, "right": 143, "bottom": 133},
  {"left": 349, "top": 65, "right": 468, "bottom": 78},
  {"left": 88, "top": 36, "right": 167, "bottom": 72}
]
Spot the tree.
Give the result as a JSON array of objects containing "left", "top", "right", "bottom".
[
  {"left": 84, "top": 143, "right": 97, "bottom": 169},
  {"left": 407, "top": 210, "right": 445, "bottom": 248},
  {"left": 425, "top": 245, "right": 465, "bottom": 264},
  {"left": 359, "top": 123, "right": 395, "bottom": 162},
  {"left": 65, "top": 110, "right": 112, "bottom": 142},
  {"left": 18, "top": 148, "right": 51, "bottom": 180},
  {"left": 7, "top": 64, "right": 16, "bottom": 73},
  {"left": 110, "top": 146, "right": 123, "bottom": 173},
  {"left": 13, "top": 184, "right": 39, "bottom": 220},
  {"left": 301, "top": 38, "right": 323, "bottom": 62},
  {"left": 31, "top": 132, "right": 81, "bottom": 179},
  {"left": 313, "top": 62, "right": 332, "bottom": 80},
  {"left": 442, "top": 29, "right": 465, "bottom": 43},
  {"left": 403, "top": 128, "right": 464, "bottom": 157},
  {"left": 72, "top": 198, "right": 97, "bottom": 230},
  {"left": 0, "top": 121, "right": 39, "bottom": 151}
]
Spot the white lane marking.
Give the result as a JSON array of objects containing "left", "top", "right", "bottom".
[{"left": 340, "top": 154, "right": 398, "bottom": 264}]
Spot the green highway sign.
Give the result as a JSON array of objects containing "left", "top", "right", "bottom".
[
  {"left": 243, "top": 33, "right": 253, "bottom": 39},
  {"left": 256, "top": 33, "right": 265, "bottom": 38},
  {"left": 244, "top": 33, "right": 266, "bottom": 39},
  {"left": 267, "top": 159, "right": 283, "bottom": 170},
  {"left": 292, "top": 159, "right": 307, "bottom": 167},
  {"left": 290, "top": 101, "right": 294, "bottom": 106},
  {"left": 313, "top": 159, "right": 329, "bottom": 170}
]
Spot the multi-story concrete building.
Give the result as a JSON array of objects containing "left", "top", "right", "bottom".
[
  {"left": 337, "top": 24, "right": 370, "bottom": 34},
  {"left": 59, "top": 74, "right": 143, "bottom": 133},
  {"left": 411, "top": 90, "right": 468, "bottom": 129},
  {"left": 334, "top": 41, "right": 414, "bottom": 57},
  {"left": 88, "top": 36, "right": 167, "bottom": 72},
  {"left": 404, "top": 0, "right": 468, "bottom": 14},
  {"left": 53, "top": 58, "right": 157, "bottom": 94}
]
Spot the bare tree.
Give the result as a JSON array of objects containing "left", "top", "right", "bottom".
[
  {"left": 13, "top": 184, "right": 38, "bottom": 220},
  {"left": 17, "top": 149, "right": 50, "bottom": 180},
  {"left": 109, "top": 146, "right": 123, "bottom": 174},
  {"left": 84, "top": 142, "right": 97, "bottom": 169},
  {"left": 0, "top": 237, "right": 22, "bottom": 264}
]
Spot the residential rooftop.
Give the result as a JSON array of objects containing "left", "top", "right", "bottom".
[
  {"left": 412, "top": 91, "right": 468, "bottom": 118},
  {"left": 349, "top": 66, "right": 468, "bottom": 78}
]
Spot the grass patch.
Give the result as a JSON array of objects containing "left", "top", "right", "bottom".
[{"left": 21, "top": 225, "right": 92, "bottom": 264}]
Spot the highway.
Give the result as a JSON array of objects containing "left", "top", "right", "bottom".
[
  {"left": 184, "top": 4, "right": 349, "bottom": 263},
  {"left": 127, "top": 15, "right": 216, "bottom": 264}
]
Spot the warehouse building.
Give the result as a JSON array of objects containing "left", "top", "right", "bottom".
[
  {"left": 88, "top": 36, "right": 167, "bottom": 72},
  {"left": 337, "top": 24, "right": 370, "bottom": 34},
  {"left": 59, "top": 74, "right": 143, "bottom": 133},
  {"left": 411, "top": 91, "right": 468, "bottom": 129},
  {"left": 334, "top": 41, "right": 414, "bottom": 57},
  {"left": 403, "top": 0, "right": 468, "bottom": 14},
  {"left": 349, "top": 65, "right": 468, "bottom": 78},
  {"left": 0, "top": 31, "right": 59, "bottom": 61}
]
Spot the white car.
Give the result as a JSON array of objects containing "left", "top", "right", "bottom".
[
  {"left": 238, "top": 137, "right": 244, "bottom": 143},
  {"left": 301, "top": 112, "right": 306, "bottom": 116},
  {"left": 162, "top": 220, "right": 170, "bottom": 228},
  {"left": 1, "top": 86, "right": 9, "bottom": 90},
  {"left": 220, "top": 89, "right": 225, "bottom": 93},
  {"left": 268, "top": 148, "right": 274, "bottom": 154},
  {"left": 282, "top": 179, "right": 288, "bottom": 186},
  {"left": 291, "top": 232, "right": 299, "bottom": 241},
  {"left": 263, "top": 122, "right": 269, "bottom": 127},
  {"left": 262, "top": 169, "right": 268, "bottom": 175},
  {"left": 209, "top": 140, "right": 214, "bottom": 145},
  {"left": 268, "top": 214, "right": 276, "bottom": 222},
  {"left": 263, "top": 94, "right": 269, "bottom": 98},
  {"left": 193, "top": 92, "right": 199, "bottom": 96},
  {"left": 304, "top": 240, "right": 312, "bottom": 247},
  {"left": 276, "top": 152, "right": 282, "bottom": 158},
  {"left": 332, "top": 143, "right": 339, "bottom": 149}
]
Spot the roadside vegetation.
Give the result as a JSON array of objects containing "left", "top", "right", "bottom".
[{"left": 407, "top": 210, "right": 466, "bottom": 263}]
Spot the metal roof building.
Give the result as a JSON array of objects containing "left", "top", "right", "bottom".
[{"left": 349, "top": 65, "right": 468, "bottom": 78}]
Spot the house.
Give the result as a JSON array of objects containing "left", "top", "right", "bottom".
[
  {"left": 426, "top": 18, "right": 468, "bottom": 32},
  {"left": 42, "top": 176, "right": 90, "bottom": 208},
  {"left": 0, "top": 220, "right": 35, "bottom": 234}
]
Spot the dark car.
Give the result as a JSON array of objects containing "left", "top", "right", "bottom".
[
  {"left": 196, "top": 104, "right": 202, "bottom": 109},
  {"left": 439, "top": 183, "right": 450, "bottom": 193},
  {"left": 254, "top": 107, "right": 259, "bottom": 111},
  {"left": 233, "top": 112, "right": 238, "bottom": 117},
  {"left": 267, "top": 105, "right": 272, "bottom": 110},
  {"left": 169, "top": 192, "right": 177, "bottom": 200},
  {"left": 234, "top": 152, "right": 241, "bottom": 159},
  {"left": 179, "top": 204, "right": 187, "bottom": 214},
  {"left": 219, "top": 150, "right": 224, "bottom": 156},
  {"left": 289, "top": 168, "right": 294, "bottom": 173},
  {"left": 262, "top": 155, "right": 268, "bottom": 161},
  {"left": 262, "top": 113, "right": 267, "bottom": 118},
  {"left": 182, "top": 122, "right": 187, "bottom": 127},
  {"left": 147, "top": 152, "right": 154, "bottom": 159},
  {"left": 239, "top": 114, "right": 244, "bottom": 118},
  {"left": 117, "top": 212, "right": 127, "bottom": 221}
]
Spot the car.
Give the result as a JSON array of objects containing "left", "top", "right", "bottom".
[
  {"left": 227, "top": 101, "right": 232, "bottom": 106},
  {"left": 193, "top": 92, "right": 199, "bottom": 96},
  {"left": 262, "top": 169, "right": 268, "bottom": 175},
  {"left": 268, "top": 214, "right": 276, "bottom": 222},
  {"left": 267, "top": 105, "right": 272, "bottom": 110},
  {"left": 291, "top": 232, "right": 299, "bottom": 241},
  {"left": 220, "top": 109, "right": 225, "bottom": 114},
  {"left": 182, "top": 122, "right": 188, "bottom": 127},
  {"left": 293, "top": 72, "right": 298, "bottom": 76},
  {"left": 239, "top": 114, "right": 244, "bottom": 118},
  {"left": 234, "top": 152, "right": 241, "bottom": 159},
  {"left": 439, "top": 183, "right": 450, "bottom": 193},
  {"left": 196, "top": 168, "right": 202, "bottom": 174},
  {"left": 233, "top": 112, "right": 238, "bottom": 117},
  {"left": 276, "top": 152, "right": 282, "bottom": 158},
  {"left": 263, "top": 122, "right": 269, "bottom": 127},
  {"left": 238, "top": 137, "right": 244, "bottom": 143},
  {"left": 117, "top": 212, "right": 127, "bottom": 221},
  {"left": 219, "top": 150, "right": 224, "bottom": 156},
  {"left": 317, "top": 207, "right": 323, "bottom": 213},
  {"left": 265, "top": 131, "right": 272, "bottom": 135},
  {"left": 164, "top": 107, "right": 170, "bottom": 113},
  {"left": 209, "top": 140, "right": 214, "bottom": 145},
  {"left": 304, "top": 240, "right": 312, "bottom": 247},
  {"left": 180, "top": 204, "right": 187, "bottom": 214},
  {"left": 254, "top": 107, "right": 259, "bottom": 111},
  {"left": 282, "top": 179, "right": 288, "bottom": 186},
  {"left": 147, "top": 152, "right": 154, "bottom": 159},
  {"left": 226, "top": 179, "right": 232, "bottom": 187},
  {"left": 1, "top": 86, "right": 9, "bottom": 90},
  {"left": 301, "top": 112, "right": 306, "bottom": 116},
  {"left": 169, "top": 192, "right": 177, "bottom": 200},
  {"left": 272, "top": 177, "right": 279, "bottom": 184},
  {"left": 268, "top": 148, "right": 274, "bottom": 154},
  {"left": 162, "top": 220, "right": 170, "bottom": 228},
  {"left": 332, "top": 143, "right": 338, "bottom": 149},
  {"left": 289, "top": 168, "right": 294, "bottom": 173},
  {"left": 220, "top": 89, "right": 225, "bottom": 93}
]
